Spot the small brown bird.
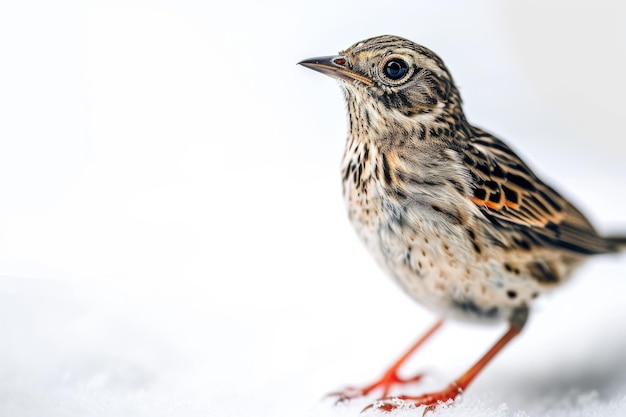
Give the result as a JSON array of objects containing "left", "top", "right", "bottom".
[{"left": 299, "top": 35, "right": 626, "bottom": 412}]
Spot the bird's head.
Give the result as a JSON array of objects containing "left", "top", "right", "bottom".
[{"left": 299, "top": 35, "right": 462, "bottom": 119}]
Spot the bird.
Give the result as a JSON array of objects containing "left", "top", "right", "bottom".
[{"left": 298, "top": 35, "right": 626, "bottom": 413}]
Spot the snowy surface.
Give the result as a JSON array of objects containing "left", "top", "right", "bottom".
[{"left": 1, "top": 1, "right": 626, "bottom": 416}]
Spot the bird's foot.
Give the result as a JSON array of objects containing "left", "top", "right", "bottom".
[
  {"left": 327, "top": 370, "right": 424, "bottom": 403},
  {"left": 361, "top": 383, "right": 462, "bottom": 414}
]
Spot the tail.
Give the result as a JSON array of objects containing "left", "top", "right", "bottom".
[{"left": 606, "top": 236, "right": 626, "bottom": 252}]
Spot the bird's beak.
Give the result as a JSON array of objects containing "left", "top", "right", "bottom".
[{"left": 298, "top": 55, "right": 374, "bottom": 86}]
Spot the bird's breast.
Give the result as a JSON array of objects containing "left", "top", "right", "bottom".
[{"left": 340, "top": 147, "right": 537, "bottom": 322}]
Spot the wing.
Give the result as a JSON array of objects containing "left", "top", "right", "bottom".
[{"left": 463, "top": 129, "right": 617, "bottom": 254}]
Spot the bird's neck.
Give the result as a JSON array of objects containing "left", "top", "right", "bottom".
[
  {"left": 343, "top": 88, "right": 468, "bottom": 150},
  {"left": 340, "top": 87, "right": 472, "bottom": 207}
]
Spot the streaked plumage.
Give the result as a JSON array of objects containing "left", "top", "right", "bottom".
[{"left": 299, "top": 35, "right": 625, "bottom": 412}]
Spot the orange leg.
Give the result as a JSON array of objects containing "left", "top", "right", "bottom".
[
  {"left": 365, "top": 307, "right": 529, "bottom": 413},
  {"left": 328, "top": 320, "right": 443, "bottom": 402}
]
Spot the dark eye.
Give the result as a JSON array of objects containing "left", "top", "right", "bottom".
[{"left": 384, "top": 59, "right": 409, "bottom": 80}]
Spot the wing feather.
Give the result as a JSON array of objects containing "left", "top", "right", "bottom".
[{"left": 463, "top": 130, "right": 617, "bottom": 254}]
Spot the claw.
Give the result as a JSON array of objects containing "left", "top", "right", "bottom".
[
  {"left": 361, "top": 384, "right": 462, "bottom": 414},
  {"left": 326, "top": 387, "right": 367, "bottom": 404},
  {"left": 326, "top": 371, "right": 425, "bottom": 403},
  {"left": 361, "top": 397, "right": 409, "bottom": 413}
]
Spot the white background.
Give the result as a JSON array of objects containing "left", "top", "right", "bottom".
[{"left": 1, "top": 1, "right": 626, "bottom": 416}]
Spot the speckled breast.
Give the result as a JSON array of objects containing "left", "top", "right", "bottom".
[{"left": 343, "top": 172, "right": 542, "bottom": 324}]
